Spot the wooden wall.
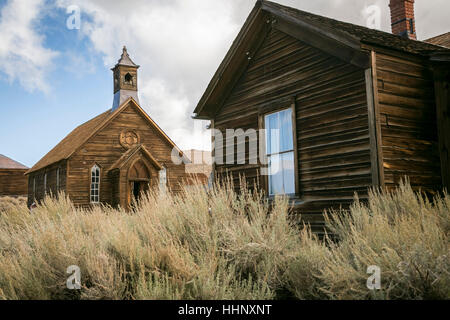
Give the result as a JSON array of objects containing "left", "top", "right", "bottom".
[
  {"left": 0, "top": 169, "right": 28, "bottom": 197},
  {"left": 27, "top": 160, "right": 67, "bottom": 206},
  {"left": 213, "top": 28, "right": 372, "bottom": 230},
  {"left": 433, "top": 64, "right": 450, "bottom": 190},
  {"left": 67, "top": 102, "right": 187, "bottom": 208},
  {"left": 374, "top": 51, "right": 442, "bottom": 192}
]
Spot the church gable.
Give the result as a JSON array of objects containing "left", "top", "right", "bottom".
[{"left": 67, "top": 99, "right": 185, "bottom": 206}]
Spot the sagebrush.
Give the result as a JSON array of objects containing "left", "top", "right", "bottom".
[{"left": 0, "top": 181, "right": 448, "bottom": 300}]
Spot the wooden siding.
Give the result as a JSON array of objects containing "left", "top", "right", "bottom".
[
  {"left": 213, "top": 29, "right": 372, "bottom": 228},
  {"left": 27, "top": 160, "right": 67, "bottom": 206},
  {"left": 433, "top": 64, "right": 450, "bottom": 190},
  {"left": 374, "top": 52, "right": 442, "bottom": 192},
  {"left": 0, "top": 169, "right": 28, "bottom": 197},
  {"left": 67, "top": 102, "right": 187, "bottom": 208}
]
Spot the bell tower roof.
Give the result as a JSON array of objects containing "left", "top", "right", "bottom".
[{"left": 114, "top": 46, "right": 140, "bottom": 68}]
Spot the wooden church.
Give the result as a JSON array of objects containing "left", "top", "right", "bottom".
[
  {"left": 26, "top": 47, "right": 188, "bottom": 209},
  {"left": 193, "top": 0, "right": 450, "bottom": 232}
]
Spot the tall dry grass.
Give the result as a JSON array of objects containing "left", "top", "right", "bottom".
[
  {"left": 0, "top": 180, "right": 448, "bottom": 300},
  {"left": 0, "top": 196, "right": 27, "bottom": 213}
]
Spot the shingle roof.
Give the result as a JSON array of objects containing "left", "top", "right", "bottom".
[
  {"left": 425, "top": 32, "right": 450, "bottom": 49},
  {"left": 0, "top": 155, "right": 28, "bottom": 169},
  {"left": 262, "top": 0, "right": 449, "bottom": 56},
  {"left": 27, "top": 110, "right": 111, "bottom": 174}
]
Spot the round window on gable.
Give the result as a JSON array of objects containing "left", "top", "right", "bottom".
[{"left": 124, "top": 73, "right": 133, "bottom": 85}]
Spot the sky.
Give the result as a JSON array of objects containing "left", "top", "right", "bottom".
[{"left": 0, "top": 0, "right": 449, "bottom": 168}]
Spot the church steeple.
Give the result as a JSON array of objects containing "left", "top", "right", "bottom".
[{"left": 111, "top": 46, "right": 140, "bottom": 110}]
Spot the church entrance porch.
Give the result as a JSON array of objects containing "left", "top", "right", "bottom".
[{"left": 108, "top": 144, "right": 163, "bottom": 210}]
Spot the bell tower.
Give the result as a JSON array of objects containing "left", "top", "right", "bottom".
[{"left": 111, "top": 46, "right": 140, "bottom": 110}]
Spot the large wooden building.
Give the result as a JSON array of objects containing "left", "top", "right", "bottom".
[
  {"left": 193, "top": 0, "right": 450, "bottom": 232},
  {"left": 0, "top": 154, "right": 28, "bottom": 198},
  {"left": 27, "top": 47, "right": 188, "bottom": 209}
]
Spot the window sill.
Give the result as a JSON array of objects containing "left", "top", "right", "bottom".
[{"left": 266, "top": 194, "right": 304, "bottom": 205}]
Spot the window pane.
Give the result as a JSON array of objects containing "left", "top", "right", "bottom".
[
  {"left": 265, "top": 112, "right": 279, "bottom": 155},
  {"left": 265, "top": 108, "right": 293, "bottom": 155},
  {"left": 281, "top": 152, "right": 295, "bottom": 194},
  {"left": 280, "top": 109, "right": 293, "bottom": 152},
  {"left": 268, "top": 151, "right": 295, "bottom": 195},
  {"left": 268, "top": 155, "right": 283, "bottom": 195}
]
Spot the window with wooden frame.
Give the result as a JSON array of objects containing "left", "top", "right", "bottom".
[
  {"left": 90, "top": 164, "right": 100, "bottom": 203},
  {"left": 260, "top": 101, "right": 298, "bottom": 196}
]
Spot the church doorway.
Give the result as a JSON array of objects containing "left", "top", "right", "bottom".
[
  {"left": 130, "top": 181, "right": 148, "bottom": 203},
  {"left": 127, "top": 159, "right": 151, "bottom": 207}
]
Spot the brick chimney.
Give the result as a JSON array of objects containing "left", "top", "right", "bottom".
[{"left": 389, "top": 0, "right": 416, "bottom": 40}]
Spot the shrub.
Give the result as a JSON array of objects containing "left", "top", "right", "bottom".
[
  {"left": 0, "top": 181, "right": 448, "bottom": 300},
  {"left": 317, "top": 182, "right": 450, "bottom": 300}
]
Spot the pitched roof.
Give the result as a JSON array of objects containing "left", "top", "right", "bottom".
[
  {"left": 114, "top": 46, "right": 139, "bottom": 68},
  {"left": 27, "top": 110, "right": 111, "bottom": 174},
  {"left": 193, "top": 0, "right": 450, "bottom": 118},
  {"left": 425, "top": 32, "right": 450, "bottom": 49},
  {"left": 262, "top": 1, "right": 447, "bottom": 56},
  {"left": 0, "top": 154, "right": 28, "bottom": 170},
  {"left": 27, "top": 98, "right": 186, "bottom": 174}
]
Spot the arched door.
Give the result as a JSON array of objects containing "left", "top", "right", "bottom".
[{"left": 127, "top": 159, "right": 151, "bottom": 206}]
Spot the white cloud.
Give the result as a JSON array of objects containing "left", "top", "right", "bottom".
[{"left": 0, "top": 0, "right": 58, "bottom": 93}]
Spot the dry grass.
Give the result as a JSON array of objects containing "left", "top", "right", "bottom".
[
  {"left": 0, "top": 180, "right": 448, "bottom": 300},
  {"left": 0, "top": 196, "right": 27, "bottom": 213}
]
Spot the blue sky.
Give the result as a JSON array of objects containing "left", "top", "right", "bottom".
[
  {"left": 0, "top": 2, "right": 110, "bottom": 167},
  {"left": 0, "top": 0, "right": 448, "bottom": 168}
]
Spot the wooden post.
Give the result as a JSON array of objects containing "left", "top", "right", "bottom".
[{"left": 365, "top": 51, "right": 384, "bottom": 188}]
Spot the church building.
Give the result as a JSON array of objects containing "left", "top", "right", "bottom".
[{"left": 26, "top": 47, "right": 188, "bottom": 209}]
